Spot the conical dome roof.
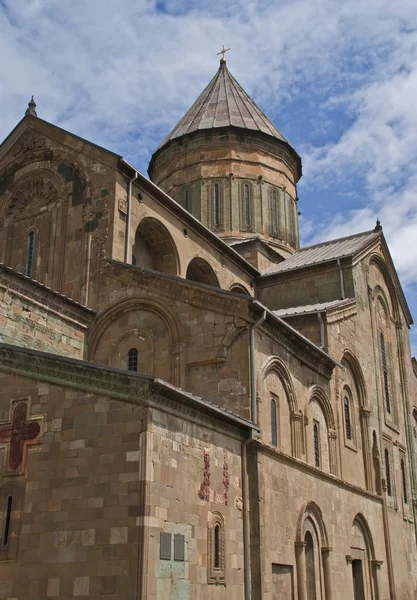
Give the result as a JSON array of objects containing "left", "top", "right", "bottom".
[{"left": 156, "top": 59, "right": 290, "bottom": 151}]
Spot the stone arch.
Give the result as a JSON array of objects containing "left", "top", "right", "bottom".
[
  {"left": 186, "top": 257, "right": 220, "bottom": 288},
  {"left": 218, "top": 326, "right": 247, "bottom": 361},
  {"left": 132, "top": 217, "right": 180, "bottom": 276},
  {"left": 369, "top": 254, "right": 400, "bottom": 321},
  {"left": 229, "top": 283, "right": 251, "bottom": 295},
  {"left": 88, "top": 296, "right": 185, "bottom": 386},
  {"left": 295, "top": 501, "right": 332, "bottom": 600},
  {"left": 340, "top": 350, "right": 368, "bottom": 408},
  {"left": 308, "top": 386, "right": 337, "bottom": 475},
  {"left": 350, "top": 514, "right": 378, "bottom": 600},
  {"left": 309, "top": 386, "right": 335, "bottom": 430},
  {"left": 260, "top": 357, "right": 298, "bottom": 413},
  {"left": 259, "top": 357, "right": 302, "bottom": 457},
  {"left": 339, "top": 350, "right": 372, "bottom": 489},
  {"left": 296, "top": 501, "right": 329, "bottom": 547}
]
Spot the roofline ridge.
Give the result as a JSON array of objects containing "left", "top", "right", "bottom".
[
  {"left": 297, "top": 228, "right": 379, "bottom": 253},
  {"left": 227, "top": 68, "right": 286, "bottom": 139}
]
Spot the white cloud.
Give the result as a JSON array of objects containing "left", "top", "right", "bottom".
[{"left": 1, "top": 0, "right": 417, "bottom": 332}]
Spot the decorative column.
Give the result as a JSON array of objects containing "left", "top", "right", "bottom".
[
  {"left": 321, "top": 547, "right": 333, "bottom": 600},
  {"left": 291, "top": 412, "right": 304, "bottom": 458},
  {"left": 370, "top": 559, "right": 382, "bottom": 600},
  {"left": 171, "top": 342, "right": 185, "bottom": 388},
  {"left": 295, "top": 541, "right": 307, "bottom": 600},
  {"left": 328, "top": 429, "right": 338, "bottom": 476},
  {"left": 360, "top": 407, "right": 372, "bottom": 491}
]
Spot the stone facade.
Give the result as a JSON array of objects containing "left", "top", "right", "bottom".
[{"left": 0, "top": 64, "right": 416, "bottom": 599}]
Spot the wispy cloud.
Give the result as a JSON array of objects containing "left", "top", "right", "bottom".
[{"left": 1, "top": 0, "right": 417, "bottom": 344}]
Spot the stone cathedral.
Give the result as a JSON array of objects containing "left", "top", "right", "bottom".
[{"left": 0, "top": 55, "right": 416, "bottom": 600}]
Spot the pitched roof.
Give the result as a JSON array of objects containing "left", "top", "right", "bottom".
[
  {"left": 273, "top": 298, "right": 355, "bottom": 318},
  {"left": 261, "top": 230, "right": 381, "bottom": 276},
  {"left": 156, "top": 59, "right": 290, "bottom": 151}
]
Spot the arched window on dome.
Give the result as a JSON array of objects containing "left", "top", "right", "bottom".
[
  {"left": 271, "top": 189, "right": 279, "bottom": 237},
  {"left": 213, "top": 183, "right": 222, "bottom": 228},
  {"left": 26, "top": 231, "right": 35, "bottom": 277},
  {"left": 127, "top": 348, "right": 138, "bottom": 372},
  {"left": 242, "top": 183, "right": 251, "bottom": 229}
]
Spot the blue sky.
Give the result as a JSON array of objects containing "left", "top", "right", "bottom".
[{"left": 1, "top": 0, "right": 417, "bottom": 352}]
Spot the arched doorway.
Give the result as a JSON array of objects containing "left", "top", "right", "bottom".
[
  {"left": 186, "top": 257, "right": 220, "bottom": 287},
  {"left": 350, "top": 515, "right": 378, "bottom": 600},
  {"left": 132, "top": 217, "right": 179, "bottom": 276}
]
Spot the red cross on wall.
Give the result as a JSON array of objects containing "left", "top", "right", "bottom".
[{"left": 0, "top": 402, "right": 40, "bottom": 471}]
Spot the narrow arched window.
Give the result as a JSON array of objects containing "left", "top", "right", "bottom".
[
  {"left": 26, "top": 231, "right": 35, "bottom": 277},
  {"left": 313, "top": 423, "right": 320, "bottom": 467},
  {"left": 127, "top": 348, "right": 138, "bottom": 372},
  {"left": 132, "top": 255, "right": 137, "bottom": 266},
  {"left": 214, "top": 524, "right": 220, "bottom": 569},
  {"left": 243, "top": 184, "right": 250, "bottom": 227},
  {"left": 385, "top": 448, "right": 391, "bottom": 496},
  {"left": 2, "top": 495, "right": 12, "bottom": 546},
  {"left": 208, "top": 513, "right": 225, "bottom": 584},
  {"left": 344, "top": 396, "right": 352, "bottom": 440},
  {"left": 271, "top": 190, "right": 279, "bottom": 236},
  {"left": 401, "top": 458, "right": 408, "bottom": 504},
  {"left": 213, "top": 183, "right": 221, "bottom": 227},
  {"left": 380, "top": 332, "right": 391, "bottom": 414},
  {"left": 271, "top": 398, "right": 277, "bottom": 447},
  {"left": 185, "top": 189, "right": 190, "bottom": 211}
]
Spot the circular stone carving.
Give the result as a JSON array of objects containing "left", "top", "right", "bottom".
[{"left": 7, "top": 179, "right": 58, "bottom": 217}]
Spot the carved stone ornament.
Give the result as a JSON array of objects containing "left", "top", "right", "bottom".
[
  {"left": 0, "top": 400, "right": 42, "bottom": 476},
  {"left": 12, "top": 130, "right": 46, "bottom": 157},
  {"left": 7, "top": 179, "right": 58, "bottom": 217}
]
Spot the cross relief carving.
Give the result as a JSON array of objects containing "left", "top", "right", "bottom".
[{"left": 0, "top": 401, "right": 42, "bottom": 475}]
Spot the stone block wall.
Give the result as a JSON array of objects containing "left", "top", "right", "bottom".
[{"left": 0, "top": 269, "right": 92, "bottom": 358}]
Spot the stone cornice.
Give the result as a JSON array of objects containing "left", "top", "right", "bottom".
[
  {"left": 0, "top": 343, "right": 256, "bottom": 438},
  {"left": 0, "top": 264, "right": 95, "bottom": 328},
  {"left": 255, "top": 439, "right": 382, "bottom": 503}
]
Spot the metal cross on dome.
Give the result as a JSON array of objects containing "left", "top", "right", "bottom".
[
  {"left": 0, "top": 402, "right": 41, "bottom": 471},
  {"left": 217, "top": 45, "right": 230, "bottom": 61}
]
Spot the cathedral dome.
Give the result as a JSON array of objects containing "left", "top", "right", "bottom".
[{"left": 149, "top": 58, "right": 302, "bottom": 256}]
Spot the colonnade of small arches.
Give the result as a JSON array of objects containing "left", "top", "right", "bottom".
[
  {"left": 130, "top": 215, "right": 250, "bottom": 292},
  {"left": 175, "top": 178, "right": 299, "bottom": 245}
]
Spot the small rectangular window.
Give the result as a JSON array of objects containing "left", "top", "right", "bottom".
[
  {"left": 160, "top": 532, "right": 171, "bottom": 560},
  {"left": 174, "top": 533, "right": 185, "bottom": 561}
]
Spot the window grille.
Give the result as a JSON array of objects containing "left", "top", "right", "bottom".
[
  {"left": 127, "top": 348, "right": 138, "bottom": 372},
  {"left": 344, "top": 396, "right": 352, "bottom": 440},
  {"left": 313, "top": 423, "right": 320, "bottom": 467}
]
